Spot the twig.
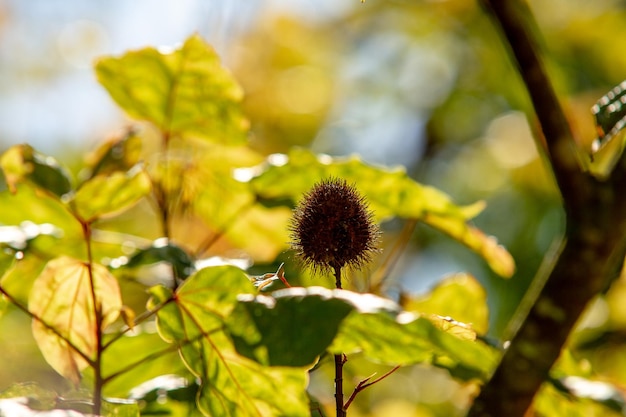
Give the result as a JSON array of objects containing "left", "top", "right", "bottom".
[
  {"left": 102, "top": 330, "right": 214, "bottom": 384},
  {"left": 81, "top": 220, "right": 103, "bottom": 416},
  {"left": 333, "top": 265, "right": 346, "bottom": 417},
  {"left": 343, "top": 365, "right": 401, "bottom": 411},
  {"left": 368, "top": 219, "right": 417, "bottom": 294},
  {"left": 310, "top": 402, "right": 327, "bottom": 417},
  {"left": 0, "top": 284, "right": 95, "bottom": 367},
  {"left": 193, "top": 199, "right": 256, "bottom": 257},
  {"left": 101, "top": 297, "right": 174, "bottom": 350}
]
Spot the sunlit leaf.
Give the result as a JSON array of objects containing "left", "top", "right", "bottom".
[
  {"left": 229, "top": 286, "right": 496, "bottom": 381},
  {"left": 97, "top": 332, "right": 189, "bottom": 398},
  {"left": 0, "top": 293, "right": 8, "bottom": 321},
  {"left": 29, "top": 256, "right": 122, "bottom": 384},
  {"left": 95, "top": 34, "right": 248, "bottom": 145},
  {"left": 128, "top": 375, "right": 200, "bottom": 416},
  {"left": 0, "top": 383, "right": 140, "bottom": 416},
  {"left": 0, "top": 221, "right": 63, "bottom": 251},
  {"left": 591, "top": 81, "right": 626, "bottom": 154},
  {"left": 152, "top": 266, "right": 254, "bottom": 341},
  {"left": 102, "top": 397, "right": 140, "bottom": 417},
  {"left": 221, "top": 205, "right": 292, "bottom": 263},
  {"left": 535, "top": 379, "right": 624, "bottom": 417},
  {"left": 119, "top": 306, "right": 136, "bottom": 330},
  {"left": 330, "top": 307, "right": 498, "bottom": 380},
  {"left": 0, "top": 382, "right": 57, "bottom": 409},
  {"left": 123, "top": 240, "right": 195, "bottom": 279},
  {"left": 181, "top": 332, "right": 310, "bottom": 417},
  {"left": 152, "top": 266, "right": 310, "bottom": 416},
  {"left": 246, "top": 148, "right": 515, "bottom": 277},
  {"left": 0, "top": 144, "right": 72, "bottom": 197},
  {"left": 72, "top": 167, "right": 151, "bottom": 222},
  {"left": 402, "top": 273, "right": 490, "bottom": 335},
  {"left": 83, "top": 128, "right": 143, "bottom": 179},
  {"left": 422, "top": 213, "right": 515, "bottom": 278},
  {"left": 0, "top": 184, "right": 82, "bottom": 244},
  {"left": 150, "top": 144, "right": 287, "bottom": 262},
  {"left": 228, "top": 287, "right": 354, "bottom": 366},
  {"left": 247, "top": 148, "right": 480, "bottom": 221}
]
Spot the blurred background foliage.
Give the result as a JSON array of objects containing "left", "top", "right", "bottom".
[{"left": 2, "top": 0, "right": 626, "bottom": 416}]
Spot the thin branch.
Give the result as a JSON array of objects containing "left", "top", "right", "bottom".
[
  {"left": 102, "top": 330, "right": 212, "bottom": 384},
  {"left": 102, "top": 340, "right": 181, "bottom": 384},
  {"left": 193, "top": 200, "right": 256, "bottom": 257},
  {"left": 369, "top": 218, "right": 417, "bottom": 294},
  {"left": 81, "top": 220, "right": 103, "bottom": 416},
  {"left": 310, "top": 403, "right": 327, "bottom": 417},
  {"left": 0, "top": 285, "right": 95, "bottom": 367},
  {"left": 343, "top": 365, "right": 401, "bottom": 411},
  {"left": 101, "top": 296, "right": 174, "bottom": 350}
]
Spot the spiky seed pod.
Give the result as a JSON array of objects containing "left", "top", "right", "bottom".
[{"left": 289, "top": 177, "right": 380, "bottom": 276}]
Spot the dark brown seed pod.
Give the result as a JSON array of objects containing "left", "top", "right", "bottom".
[{"left": 289, "top": 177, "right": 380, "bottom": 276}]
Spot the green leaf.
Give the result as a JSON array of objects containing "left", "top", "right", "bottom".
[
  {"left": 228, "top": 287, "right": 354, "bottom": 366},
  {"left": 247, "top": 148, "right": 515, "bottom": 277},
  {"left": 95, "top": 34, "right": 248, "bottom": 145},
  {"left": 154, "top": 266, "right": 254, "bottom": 341},
  {"left": 329, "top": 305, "right": 498, "bottom": 380},
  {"left": 219, "top": 204, "right": 292, "bottom": 262},
  {"left": 0, "top": 144, "right": 72, "bottom": 197},
  {"left": 0, "top": 292, "right": 8, "bottom": 321},
  {"left": 72, "top": 166, "right": 151, "bottom": 222},
  {"left": 123, "top": 240, "right": 195, "bottom": 279},
  {"left": 84, "top": 129, "right": 143, "bottom": 179},
  {"left": 102, "top": 398, "right": 140, "bottom": 417},
  {"left": 0, "top": 221, "right": 63, "bottom": 251},
  {"left": 97, "top": 332, "right": 189, "bottom": 398},
  {"left": 153, "top": 266, "right": 310, "bottom": 416},
  {"left": 181, "top": 332, "right": 310, "bottom": 417},
  {"left": 0, "top": 382, "right": 57, "bottom": 409},
  {"left": 422, "top": 213, "right": 515, "bottom": 278},
  {"left": 0, "top": 383, "right": 139, "bottom": 417},
  {"left": 591, "top": 81, "right": 626, "bottom": 154},
  {"left": 228, "top": 286, "right": 496, "bottom": 381},
  {"left": 29, "top": 256, "right": 122, "bottom": 384},
  {"left": 535, "top": 378, "right": 624, "bottom": 417},
  {"left": 128, "top": 376, "right": 201, "bottom": 416},
  {"left": 402, "top": 273, "right": 490, "bottom": 335},
  {"left": 149, "top": 144, "right": 288, "bottom": 262}
]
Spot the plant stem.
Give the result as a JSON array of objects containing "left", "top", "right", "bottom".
[
  {"left": 333, "top": 265, "right": 346, "bottom": 417},
  {"left": 102, "top": 297, "right": 174, "bottom": 350},
  {"left": 369, "top": 218, "right": 417, "bottom": 293},
  {"left": 0, "top": 285, "right": 94, "bottom": 367},
  {"left": 82, "top": 221, "right": 103, "bottom": 416},
  {"left": 343, "top": 365, "right": 400, "bottom": 411}
]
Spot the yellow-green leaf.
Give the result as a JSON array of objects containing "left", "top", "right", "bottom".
[
  {"left": 403, "top": 273, "right": 490, "bottom": 335},
  {"left": 0, "top": 144, "right": 72, "bottom": 197},
  {"left": 29, "top": 256, "right": 122, "bottom": 384},
  {"left": 73, "top": 167, "right": 151, "bottom": 222},
  {"left": 422, "top": 213, "right": 515, "bottom": 278},
  {"left": 153, "top": 266, "right": 310, "bottom": 416},
  {"left": 248, "top": 148, "right": 515, "bottom": 277},
  {"left": 330, "top": 311, "right": 498, "bottom": 380},
  {"left": 180, "top": 331, "right": 310, "bottom": 417},
  {"left": 95, "top": 34, "right": 248, "bottom": 145},
  {"left": 83, "top": 129, "right": 143, "bottom": 179}
]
